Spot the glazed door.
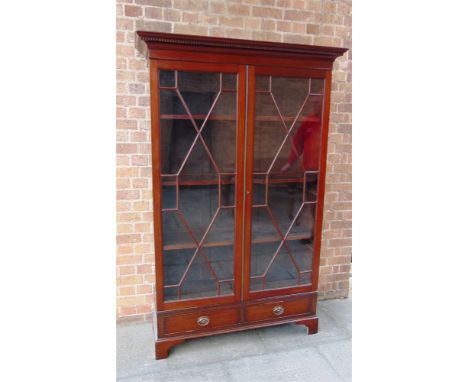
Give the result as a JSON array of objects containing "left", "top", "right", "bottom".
[
  {"left": 244, "top": 66, "right": 327, "bottom": 299},
  {"left": 153, "top": 61, "right": 246, "bottom": 309}
]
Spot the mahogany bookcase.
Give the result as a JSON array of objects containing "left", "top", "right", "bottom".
[{"left": 137, "top": 31, "right": 347, "bottom": 359}]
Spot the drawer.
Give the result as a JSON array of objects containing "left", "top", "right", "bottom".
[
  {"left": 245, "top": 296, "right": 313, "bottom": 323},
  {"left": 162, "top": 307, "right": 240, "bottom": 335}
]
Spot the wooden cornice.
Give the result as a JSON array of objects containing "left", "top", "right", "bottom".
[{"left": 136, "top": 31, "right": 348, "bottom": 62}]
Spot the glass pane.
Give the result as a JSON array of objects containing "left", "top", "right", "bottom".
[
  {"left": 256, "top": 76, "right": 270, "bottom": 92},
  {"left": 252, "top": 174, "right": 267, "bottom": 206},
  {"left": 264, "top": 244, "right": 300, "bottom": 290},
  {"left": 161, "top": 175, "right": 177, "bottom": 210},
  {"left": 222, "top": 73, "right": 237, "bottom": 91},
  {"left": 159, "top": 70, "right": 175, "bottom": 87},
  {"left": 220, "top": 174, "right": 235, "bottom": 207},
  {"left": 159, "top": 69, "right": 238, "bottom": 302},
  {"left": 250, "top": 75, "right": 324, "bottom": 292}
]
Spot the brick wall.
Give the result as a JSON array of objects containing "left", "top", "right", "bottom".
[{"left": 116, "top": 0, "right": 352, "bottom": 323}]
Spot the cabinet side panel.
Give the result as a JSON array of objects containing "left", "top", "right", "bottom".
[
  {"left": 149, "top": 59, "right": 164, "bottom": 311},
  {"left": 312, "top": 70, "right": 332, "bottom": 290}
]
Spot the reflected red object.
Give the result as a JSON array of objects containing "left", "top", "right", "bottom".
[{"left": 286, "top": 113, "right": 321, "bottom": 171}]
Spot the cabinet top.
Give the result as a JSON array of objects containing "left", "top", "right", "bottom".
[{"left": 136, "top": 31, "right": 347, "bottom": 64}]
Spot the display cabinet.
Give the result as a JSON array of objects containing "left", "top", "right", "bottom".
[{"left": 137, "top": 31, "right": 347, "bottom": 359}]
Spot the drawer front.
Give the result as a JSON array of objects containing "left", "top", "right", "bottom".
[
  {"left": 162, "top": 307, "right": 240, "bottom": 335},
  {"left": 245, "top": 296, "right": 313, "bottom": 323}
]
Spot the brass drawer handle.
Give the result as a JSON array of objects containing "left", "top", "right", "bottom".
[
  {"left": 273, "top": 305, "right": 284, "bottom": 316},
  {"left": 197, "top": 316, "right": 210, "bottom": 326}
]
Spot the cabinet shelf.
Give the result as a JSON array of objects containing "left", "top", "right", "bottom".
[
  {"left": 161, "top": 176, "right": 305, "bottom": 187},
  {"left": 160, "top": 114, "right": 318, "bottom": 122},
  {"left": 163, "top": 233, "right": 311, "bottom": 251}
]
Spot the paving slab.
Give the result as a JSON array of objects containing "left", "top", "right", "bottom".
[{"left": 117, "top": 297, "right": 352, "bottom": 381}]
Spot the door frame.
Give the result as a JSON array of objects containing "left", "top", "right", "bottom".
[
  {"left": 151, "top": 59, "right": 247, "bottom": 311},
  {"left": 242, "top": 65, "right": 331, "bottom": 301}
]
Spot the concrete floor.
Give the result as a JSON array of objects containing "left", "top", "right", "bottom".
[{"left": 117, "top": 298, "right": 351, "bottom": 381}]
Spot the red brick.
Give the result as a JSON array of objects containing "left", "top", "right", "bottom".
[
  {"left": 118, "top": 286, "right": 135, "bottom": 296},
  {"left": 117, "top": 234, "right": 141, "bottom": 244},
  {"left": 142, "top": 212, "right": 154, "bottom": 222},
  {"left": 117, "top": 244, "right": 133, "bottom": 255},
  {"left": 116, "top": 167, "right": 138, "bottom": 178},
  {"left": 116, "top": 178, "right": 130, "bottom": 189},
  {"left": 173, "top": 0, "right": 208, "bottom": 11},
  {"left": 116, "top": 155, "right": 129, "bottom": 166},
  {"left": 134, "top": 223, "right": 150, "bottom": 233},
  {"left": 118, "top": 266, "right": 136, "bottom": 276},
  {"left": 117, "top": 143, "right": 137, "bottom": 154},
  {"left": 284, "top": 10, "right": 311, "bottom": 21},
  {"left": 136, "top": 0, "right": 171, "bottom": 5},
  {"left": 218, "top": 16, "right": 243, "bottom": 28},
  {"left": 163, "top": 8, "right": 180, "bottom": 21},
  {"left": 125, "top": 5, "right": 142, "bottom": 17},
  {"left": 117, "top": 223, "right": 133, "bottom": 234},
  {"left": 306, "top": 0, "right": 322, "bottom": 11},
  {"left": 132, "top": 155, "right": 148, "bottom": 166},
  {"left": 128, "top": 108, "right": 146, "bottom": 119},
  {"left": 135, "top": 19, "right": 171, "bottom": 33},
  {"left": 116, "top": 18, "right": 134, "bottom": 31},
  {"left": 252, "top": 7, "right": 282, "bottom": 19},
  {"left": 291, "top": 23, "right": 307, "bottom": 34},
  {"left": 276, "top": 21, "right": 291, "bottom": 32},
  {"left": 138, "top": 96, "right": 150, "bottom": 106},
  {"left": 174, "top": 24, "right": 208, "bottom": 35},
  {"left": 129, "top": 83, "right": 145, "bottom": 94},
  {"left": 130, "top": 131, "right": 147, "bottom": 142},
  {"left": 144, "top": 274, "right": 156, "bottom": 283},
  {"left": 133, "top": 201, "right": 149, "bottom": 211},
  {"left": 138, "top": 143, "right": 152, "bottom": 154},
  {"left": 137, "top": 264, "right": 153, "bottom": 274},
  {"left": 118, "top": 295, "right": 146, "bottom": 306},
  {"left": 137, "top": 284, "right": 153, "bottom": 294},
  {"left": 116, "top": 107, "right": 126, "bottom": 119},
  {"left": 116, "top": 44, "right": 135, "bottom": 57},
  {"left": 116, "top": 95, "right": 136, "bottom": 106},
  {"left": 131, "top": 178, "right": 148, "bottom": 188},
  {"left": 252, "top": 31, "right": 282, "bottom": 42},
  {"left": 134, "top": 243, "right": 151, "bottom": 254},
  {"left": 283, "top": 34, "right": 311, "bottom": 44},
  {"left": 120, "top": 306, "right": 137, "bottom": 315},
  {"left": 117, "top": 120, "right": 137, "bottom": 130},
  {"left": 261, "top": 19, "right": 275, "bottom": 31},
  {"left": 117, "top": 190, "right": 140, "bottom": 200},
  {"left": 117, "top": 212, "right": 141, "bottom": 222},
  {"left": 116, "top": 31, "right": 125, "bottom": 43},
  {"left": 227, "top": 3, "right": 250, "bottom": 16},
  {"left": 276, "top": 0, "right": 291, "bottom": 7},
  {"left": 116, "top": 201, "right": 131, "bottom": 212},
  {"left": 136, "top": 304, "right": 152, "bottom": 314},
  {"left": 145, "top": 7, "right": 163, "bottom": 20},
  {"left": 117, "top": 255, "right": 142, "bottom": 266},
  {"left": 292, "top": 0, "right": 305, "bottom": 9}
]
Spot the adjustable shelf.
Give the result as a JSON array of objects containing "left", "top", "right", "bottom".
[
  {"left": 163, "top": 232, "right": 312, "bottom": 251},
  {"left": 161, "top": 176, "right": 307, "bottom": 187},
  {"left": 161, "top": 114, "right": 322, "bottom": 122}
]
